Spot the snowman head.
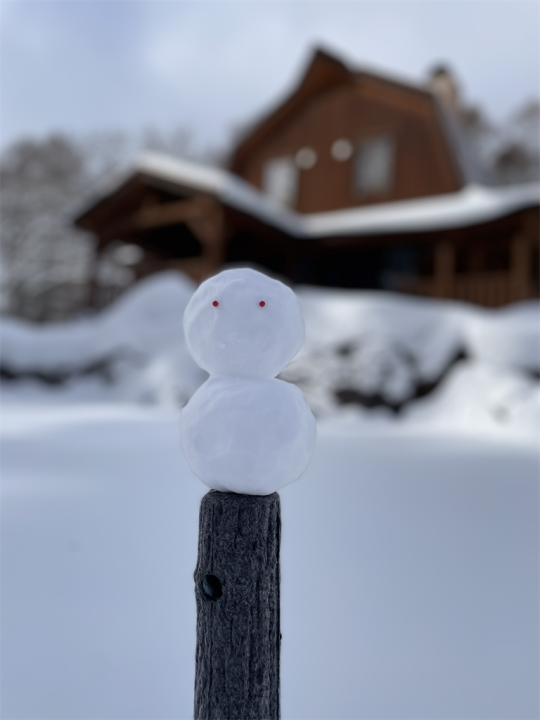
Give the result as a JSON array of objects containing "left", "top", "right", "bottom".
[{"left": 184, "top": 268, "right": 304, "bottom": 379}]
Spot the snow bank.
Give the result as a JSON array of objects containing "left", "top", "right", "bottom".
[
  {"left": 0, "top": 272, "right": 206, "bottom": 405},
  {"left": 1, "top": 271, "right": 538, "bottom": 440},
  {"left": 461, "top": 300, "right": 540, "bottom": 370},
  {"left": 284, "top": 288, "right": 539, "bottom": 427},
  {"left": 404, "top": 362, "right": 540, "bottom": 444},
  {"left": 285, "top": 288, "right": 464, "bottom": 413}
]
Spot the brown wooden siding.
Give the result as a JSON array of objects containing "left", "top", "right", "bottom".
[{"left": 235, "top": 78, "right": 462, "bottom": 214}]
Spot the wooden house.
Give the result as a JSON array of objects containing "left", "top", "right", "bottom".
[{"left": 76, "top": 48, "right": 539, "bottom": 307}]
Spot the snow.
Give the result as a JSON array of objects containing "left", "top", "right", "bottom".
[
  {"left": 181, "top": 268, "right": 315, "bottom": 495},
  {"left": 284, "top": 287, "right": 540, "bottom": 443},
  {"left": 1, "top": 271, "right": 539, "bottom": 448},
  {"left": 1, "top": 271, "right": 539, "bottom": 443},
  {"left": 461, "top": 299, "right": 540, "bottom": 370},
  {"left": 136, "top": 153, "right": 302, "bottom": 236},
  {"left": 404, "top": 361, "right": 540, "bottom": 445},
  {"left": 0, "top": 271, "right": 206, "bottom": 406},
  {"left": 303, "top": 182, "right": 540, "bottom": 236},
  {"left": 289, "top": 287, "right": 463, "bottom": 402},
  {"left": 132, "top": 152, "right": 539, "bottom": 237},
  {"left": 1, "top": 271, "right": 539, "bottom": 716},
  {"left": 1, "top": 405, "right": 538, "bottom": 718}
]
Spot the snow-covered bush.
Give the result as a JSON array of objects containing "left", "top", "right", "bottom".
[
  {"left": 281, "top": 289, "right": 465, "bottom": 415},
  {"left": 0, "top": 271, "right": 206, "bottom": 405}
]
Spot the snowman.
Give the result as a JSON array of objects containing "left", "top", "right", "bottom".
[{"left": 180, "top": 268, "right": 316, "bottom": 495}]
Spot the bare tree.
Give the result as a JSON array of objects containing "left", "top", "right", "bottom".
[
  {"left": 428, "top": 65, "right": 539, "bottom": 187},
  {"left": 0, "top": 131, "right": 137, "bottom": 321},
  {"left": 458, "top": 99, "right": 540, "bottom": 186},
  {"left": 490, "top": 101, "right": 540, "bottom": 185},
  {"left": 141, "top": 126, "right": 194, "bottom": 159},
  {"left": 0, "top": 135, "right": 93, "bottom": 321},
  {"left": 0, "top": 124, "right": 228, "bottom": 322},
  {"left": 140, "top": 124, "right": 228, "bottom": 167}
]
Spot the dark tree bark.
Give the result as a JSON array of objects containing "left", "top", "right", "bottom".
[{"left": 194, "top": 490, "right": 281, "bottom": 720}]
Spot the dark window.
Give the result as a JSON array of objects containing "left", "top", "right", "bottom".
[
  {"left": 138, "top": 223, "right": 202, "bottom": 259},
  {"left": 225, "top": 232, "right": 287, "bottom": 276}
]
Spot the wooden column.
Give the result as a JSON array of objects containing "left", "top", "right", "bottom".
[
  {"left": 434, "top": 240, "right": 455, "bottom": 298},
  {"left": 194, "top": 490, "right": 281, "bottom": 720},
  {"left": 187, "top": 199, "right": 225, "bottom": 280},
  {"left": 510, "top": 234, "right": 530, "bottom": 302},
  {"left": 133, "top": 194, "right": 225, "bottom": 282}
]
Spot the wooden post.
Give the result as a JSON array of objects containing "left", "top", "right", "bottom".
[
  {"left": 510, "top": 234, "right": 530, "bottom": 302},
  {"left": 194, "top": 490, "right": 281, "bottom": 720},
  {"left": 434, "top": 240, "right": 455, "bottom": 298}
]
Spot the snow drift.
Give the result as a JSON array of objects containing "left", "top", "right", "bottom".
[
  {"left": 0, "top": 272, "right": 206, "bottom": 405},
  {"left": 1, "top": 270, "right": 538, "bottom": 440}
]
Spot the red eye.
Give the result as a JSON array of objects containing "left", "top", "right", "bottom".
[
  {"left": 259, "top": 301, "right": 265, "bottom": 307},
  {"left": 212, "top": 301, "right": 219, "bottom": 307}
]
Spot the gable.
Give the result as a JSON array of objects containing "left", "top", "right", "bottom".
[
  {"left": 230, "top": 48, "right": 464, "bottom": 213},
  {"left": 231, "top": 48, "right": 352, "bottom": 173}
]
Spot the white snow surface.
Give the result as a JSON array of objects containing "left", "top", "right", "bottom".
[
  {"left": 1, "top": 270, "right": 539, "bottom": 444},
  {"left": 1, "top": 271, "right": 539, "bottom": 717},
  {"left": 0, "top": 271, "right": 206, "bottom": 406},
  {"left": 302, "top": 182, "right": 540, "bottom": 236},
  {"left": 1, "top": 405, "right": 538, "bottom": 718}
]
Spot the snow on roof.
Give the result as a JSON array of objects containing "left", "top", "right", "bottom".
[
  {"left": 138, "top": 152, "right": 226, "bottom": 196},
  {"left": 136, "top": 152, "right": 539, "bottom": 238},
  {"left": 136, "top": 153, "right": 302, "bottom": 235},
  {"left": 303, "top": 183, "right": 540, "bottom": 236}
]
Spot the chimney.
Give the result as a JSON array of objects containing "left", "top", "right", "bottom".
[{"left": 428, "top": 64, "right": 460, "bottom": 113}]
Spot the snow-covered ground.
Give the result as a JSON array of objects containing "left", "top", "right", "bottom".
[
  {"left": 1, "top": 272, "right": 539, "bottom": 718},
  {"left": 1, "top": 404, "right": 538, "bottom": 719},
  {"left": 1, "top": 270, "right": 539, "bottom": 444}
]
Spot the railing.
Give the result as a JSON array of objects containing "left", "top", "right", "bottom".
[
  {"left": 453, "top": 272, "right": 513, "bottom": 306},
  {"left": 398, "top": 272, "right": 535, "bottom": 307}
]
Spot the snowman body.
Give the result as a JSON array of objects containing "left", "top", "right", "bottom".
[{"left": 180, "top": 268, "right": 316, "bottom": 495}]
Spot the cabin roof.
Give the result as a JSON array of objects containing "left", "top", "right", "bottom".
[
  {"left": 77, "top": 152, "right": 539, "bottom": 238},
  {"left": 230, "top": 48, "right": 433, "bottom": 168},
  {"left": 229, "top": 47, "right": 477, "bottom": 185}
]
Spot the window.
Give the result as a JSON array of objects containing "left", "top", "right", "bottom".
[
  {"left": 262, "top": 156, "right": 298, "bottom": 206},
  {"left": 354, "top": 135, "right": 395, "bottom": 194}
]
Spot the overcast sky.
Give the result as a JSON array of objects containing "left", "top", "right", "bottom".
[{"left": 1, "top": 1, "right": 538, "bottom": 155}]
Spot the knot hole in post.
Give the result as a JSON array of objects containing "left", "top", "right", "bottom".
[{"left": 202, "top": 574, "right": 223, "bottom": 600}]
